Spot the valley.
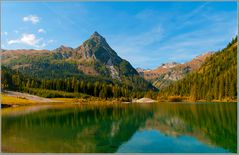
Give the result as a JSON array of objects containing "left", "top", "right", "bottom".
[
  {"left": 1, "top": 32, "right": 237, "bottom": 106},
  {"left": 1, "top": 2, "right": 237, "bottom": 154}
]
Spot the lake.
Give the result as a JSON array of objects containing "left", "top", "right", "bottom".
[{"left": 1, "top": 102, "right": 237, "bottom": 153}]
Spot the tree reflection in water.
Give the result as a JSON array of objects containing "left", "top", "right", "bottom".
[{"left": 2, "top": 102, "right": 237, "bottom": 153}]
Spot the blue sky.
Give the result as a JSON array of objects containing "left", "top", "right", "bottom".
[{"left": 1, "top": 2, "right": 237, "bottom": 69}]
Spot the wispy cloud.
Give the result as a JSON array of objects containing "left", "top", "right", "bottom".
[
  {"left": 23, "top": 15, "right": 40, "bottom": 24},
  {"left": 38, "top": 28, "right": 46, "bottom": 33},
  {"left": 109, "top": 25, "right": 164, "bottom": 54},
  {"left": 182, "top": 2, "right": 210, "bottom": 22},
  {"left": 108, "top": 3, "right": 237, "bottom": 69},
  {"left": 107, "top": 25, "right": 165, "bottom": 68}
]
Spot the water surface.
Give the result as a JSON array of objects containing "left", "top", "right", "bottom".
[{"left": 1, "top": 102, "right": 237, "bottom": 153}]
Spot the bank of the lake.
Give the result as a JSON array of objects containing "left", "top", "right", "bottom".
[
  {"left": 2, "top": 91, "right": 157, "bottom": 107},
  {"left": 2, "top": 91, "right": 236, "bottom": 110}
]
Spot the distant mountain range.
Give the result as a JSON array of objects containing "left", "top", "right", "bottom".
[
  {"left": 137, "top": 52, "right": 213, "bottom": 89},
  {"left": 2, "top": 32, "right": 155, "bottom": 91}
]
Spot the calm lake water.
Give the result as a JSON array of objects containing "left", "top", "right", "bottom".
[{"left": 1, "top": 102, "right": 237, "bottom": 153}]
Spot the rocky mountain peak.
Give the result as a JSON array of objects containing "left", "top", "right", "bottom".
[
  {"left": 89, "top": 31, "right": 108, "bottom": 45},
  {"left": 91, "top": 31, "right": 101, "bottom": 37},
  {"left": 74, "top": 31, "right": 120, "bottom": 65}
]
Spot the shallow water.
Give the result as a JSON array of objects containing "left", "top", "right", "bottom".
[{"left": 1, "top": 102, "right": 237, "bottom": 153}]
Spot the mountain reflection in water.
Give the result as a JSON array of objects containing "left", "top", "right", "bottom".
[{"left": 2, "top": 102, "right": 237, "bottom": 153}]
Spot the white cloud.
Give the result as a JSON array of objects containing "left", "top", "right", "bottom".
[
  {"left": 8, "top": 40, "right": 20, "bottom": 45},
  {"left": 20, "top": 34, "right": 41, "bottom": 46},
  {"left": 7, "top": 33, "right": 55, "bottom": 49},
  {"left": 23, "top": 15, "right": 39, "bottom": 24},
  {"left": 8, "top": 33, "right": 42, "bottom": 47},
  {"left": 38, "top": 28, "right": 46, "bottom": 33}
]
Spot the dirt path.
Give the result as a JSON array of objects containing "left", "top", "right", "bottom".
[{"left": 3, "top": 90, "right": 59, "bottom": 103}]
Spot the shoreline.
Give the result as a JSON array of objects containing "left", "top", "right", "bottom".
[{"left": 1, "top": 91, "right": 236, "bottom": 108}]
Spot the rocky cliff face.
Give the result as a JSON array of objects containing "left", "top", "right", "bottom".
[{"left": 75, "top": 32, "right": 120, "bottom": 63}]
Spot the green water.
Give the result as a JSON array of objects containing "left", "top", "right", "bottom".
[{"left": 1, "top": 102, "right": 237, "bottom": 153}]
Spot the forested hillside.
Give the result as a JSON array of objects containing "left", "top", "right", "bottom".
[
  {"left": 1, "top": 66, "right": 146, "bottom": 99},
  {"left": 158, "top": 37, "right": 237, "bottom": 101}
]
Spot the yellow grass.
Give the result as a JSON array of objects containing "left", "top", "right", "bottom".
[
  {"left": 52, "top": 97, "right": 121, "bottom": 104},
  {"left": 51, "top": 98, "right": 79, "bottom": 102},
  {"left": 167, "top": 96, "right": 185, "bottom": 102},
  {"left": 1, "top": 94, "right": 36, "bottom": 105},
  {"left": 1, "top": 93, "right": 121, "bottom": 107}
]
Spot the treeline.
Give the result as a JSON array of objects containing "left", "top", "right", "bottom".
[
  {"left": 158, "top": 37, "right": 237, "bottom": 101},
  {"left": 24, "top": 78, "right": 131, "bottom": 98},
  {"left": 1, "top": 66, "right": 147, "bottom": 99},
  {"left": 23, "top": 88, "right": 90, "bottom": 98},
  {"left": 4, "top": 53, "right": 156, "bottom": 92}
]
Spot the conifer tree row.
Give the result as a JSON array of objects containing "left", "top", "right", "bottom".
[
  {"left": 1, "top": 66, "right": 146, "bottom": 99},
  {"left": 158, "top": 37, "right": 237, "bottom": 101}
]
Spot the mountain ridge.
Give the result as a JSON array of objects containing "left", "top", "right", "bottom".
[
  {"left": 137, "top": 52, "right": 213, "bottom": 89},
  {"left": 2, "top": 32, "right": 156, "bottom": 91}
]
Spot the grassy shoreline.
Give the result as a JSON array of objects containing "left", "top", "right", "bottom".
[
  {"left": 2, "top": 91, "right": 236, "bottom": 108},
  {"left": 2, "top": 96, "right": 236, "bottom": 109},
  {"left": 158, "top": 95, "right": 237, "bottom": 103},
  {"left": 1, "top": 93, "right": 123, "bottom": 107}
]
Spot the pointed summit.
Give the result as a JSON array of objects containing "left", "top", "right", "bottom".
[
  {"left": 89, "top": 31, "right": 108, "bottom": 45},
  {"left": 91, "top": 31, "right": 101, "bottom": 37},
  {"left": 90, "top": 31, "right": 103, "bottom": 39},
  {"left": 75, "top": 31, "right": 120, "bottom": 64},
  {"left": 90, "top": 31, "right": 106, "bottom": 43}
]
